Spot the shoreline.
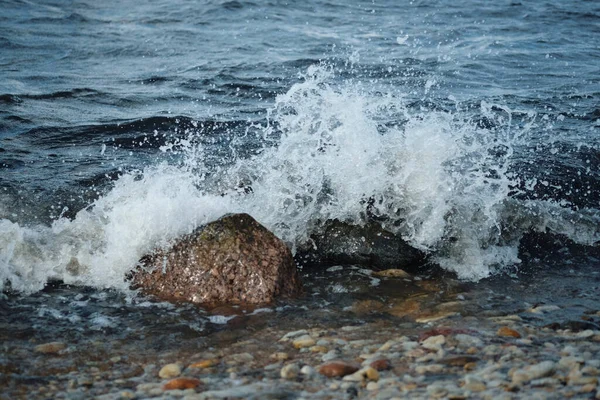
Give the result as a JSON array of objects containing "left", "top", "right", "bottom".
[{"left": 2, "top": 270, "right": 600, "bottom": 400}]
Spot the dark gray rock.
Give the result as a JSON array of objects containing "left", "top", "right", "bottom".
[
  {"left": 297, "top": 219, "right": 426, "bottom": 271},
  {"left": 130, "top": 213, "right": 302, "bottom": 305}
]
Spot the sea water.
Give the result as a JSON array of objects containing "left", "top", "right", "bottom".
[{"left": 0, "top": 0, "right": 599, "bottom": 336}]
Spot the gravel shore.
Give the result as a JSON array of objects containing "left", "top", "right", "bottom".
[{"left": 3, "top": 301, "right": 600, "bottom": 400}]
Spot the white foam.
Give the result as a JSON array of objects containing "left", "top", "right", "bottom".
[{"left": 1, "top": 65, "right": 599, "bottom": 293}]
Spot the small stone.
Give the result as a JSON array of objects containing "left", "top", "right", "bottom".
[
  {"left": 365, "top": 367, "right": 379, "bottom": 381},
  {"left": 530, "top": 377, "right": 560, "bottom": 387},
  {"left": 568, "top": 373, "right": 598, "bottom": 386},
  {"left": 264, "top": 362, "right": 282, "bottom": 371},
  {"left": 441, "top": 356, "right": 479, "bottom": 367},
  {"left": 148, "top": 388, "right": 164, "bottom": 396},
  {"left": 300, "top": 365, "right": 315, "bottom": 376},
  {"left": 163, "top": 377, "right": 201, "bottom": 390},
  {"left": 281, "top": 330, "right": 308, "bottom": 341},
  {"left": 511, "top": 361, "right": 555, "bottom": 384},
  {"left": 463, "top": 362, "right": 477, "bottom": 371},
  {"left": 421, "top": 335, "right": 445, "bottom": 351},
  {"left": 342, "top": 367, "right": 379, "bottom": 382},
  {"left": 529, "top": 305, "right": 560, "bottom": 313},
  {"left": 119, "top": 390, "right": 136, "bottom": 399},
  {"left": 280, "top": 363, "right": 300, "bottom": 380},
  {"left": 415, "top": 364, "right": 444, "bottom": 374},
  {"left": 583, "top": 366, "right": 600, "bottom": 376},
  {"left": 464, "top": 381, "right": 486, "bottom": 392},
  {"left": 189, "top": 359, "right": 218, "bottom": 369},
  {"left": 270, "top": 352, "right": 289, "bottom": 361},
  {"left": 366, "top": 381, "right": 379, "bottom": 391},
  {"left": 158, "top": 363, "right": 181, "bottom": 379},
  {"left": 415, "top": 311, "right": 457, "bottom": 323},
  {"left": 319, "top": 361, "right": 360, "bottom": 378},
  {"left": 322, "top": 350, "right": 339, "bottom": 362},
  {"left": 427, "top": 383, "right": 448, "bottom": 398},
  {"left": 455, "top": 334, "right": 483, "bottom": 348},
  {"left": 34, "top": 342, "right": 66, "bottom": 354},
  {"left": 370, "top": 358, "right": 392, "bottom": 371},
  {"left": 351, "top": 299, "right": 386, "bottom": 315},
  {"left": 497, "top": 326, "right": 522, "bottom": 338},
  {"left": 310, "top": 345, "right": 328, "bottom": 353},
  {"left": 293, "top": 335, "right": 316, "bottom": 349},
  {"left": 378, "top": 340, "right": 397, "bottom": 352},
  {"left": 576, "top": 330, "right": 595, "bottom": 338},
  {"left": 226, "top": 353, "right": 254, "bottom": 364},
  {"left": 581, "top": 383, "right": 596, "bottom": 393},
  {"left": 374, "top": 269, "right": 411, "bottom": 278}
]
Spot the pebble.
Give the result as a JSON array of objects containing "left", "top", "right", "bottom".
[
  {"left": 421, "top": 335, "right": 446, "bottom": 351},
  {"left": 530, "top": 377, "right": 560, "bottom": 387},
  {"left": 158, "top": 364, "right": 181, "bottom": 379},
  {"left": 455, "top": 334, "right": 483, "bottom": 348},
  {"left": 440, "top": 355, "right": 479, "bottom": 366},
  {"left": 373, "top": 269, "right": 411, "bottom": 278},
  {"left": 497, "top": 326, "right": 521, "bottom": 338},
  {"left": 322, "top": 350, "right": 339, "bottom": 362},
  {"left": 511, "top": 361, "right": 555, "bottom": 384},
  {"left": 464, "top": 381, "right": 486, "bottom": 392},
  {"left": 281, "top": 330, "right": 308, "bottom": 341},
  {"left": 427, "top": 383, "right": 449, "bottom": 398},
  {"left": 269, "top": 352, "right": 289, "bottom": 361},
  {"left": 34, "top": 342, "right": 66, "bottom": 354},
  {"left": 189, "top": 359, "right": 218, "bottom": 369},
  {"left": 369, "top": 358, "right": 392, "bottom": 371},
  {"left": 300, "top": 365, "right": 315, "bottom": 376},
  {"left": 529, "top": 305, "right": 561, "bottom": 313},
  {"left": 293, "top": 335, "right": 316, "bottom": 349},
  {"left": 225, "top": 352, "right": 254, "bottom": 364},
  {"left": 342, "top": 367, "right": 379, "bottom": 382},
  {"left": 163, "top": 378, "right": 202, "bottom": 390},
  {"left": 319, "top": 361, "right": 360, "bottom": 378},
  {"left": 415, "top": 311, "right": 457, "bottom": 323},
  {"left": 280, "top": 363, "right": 300, "bottom": 380},
  {"left": 415, "top": 364, "right": 444, "bottom": 374}
]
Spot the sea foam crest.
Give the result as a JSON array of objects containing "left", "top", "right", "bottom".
[
  {"left": 229, "top": 66, "right": 524, "bottom": 279},
  {"left": 1, "top": 65, "right": 598, "bottom": 293}
]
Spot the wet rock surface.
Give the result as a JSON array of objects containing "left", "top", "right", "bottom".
[
  {"left": 131, "top": 213, "right": 302, "bottom": 305},
  {"left": 297, "top": 219, "right": 426, "bottom": 271}
]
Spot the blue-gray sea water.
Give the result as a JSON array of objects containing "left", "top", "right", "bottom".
[{"left": 1, "top": 0, "right": 599, "bottom": 351}]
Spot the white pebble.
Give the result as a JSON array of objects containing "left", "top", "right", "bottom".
[
  {"left": 512, "top": 361, "right": 555, "bottom": 384},
  {"left": 158, "top": 363, "right": 181, "bottom": 379},
  {"left": 421, "top": 335, "right": 445, "bottom": 351},
  {"left": 300, "top": 365, "right": 315, "bottom": 376},
  {"left": 280, "top": 363, "right": 300, "bottom": 380}
]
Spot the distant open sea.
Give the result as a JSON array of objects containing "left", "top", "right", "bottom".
[{"left": 1, "top": 0, "right": 599, "bottom": 345}]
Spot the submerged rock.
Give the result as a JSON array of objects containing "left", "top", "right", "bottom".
[
  {"left": 298, "top": 219, "right": 426, "bottom": 270},
  {"left": 131, "top": 213, "right": 302, "bottom": 305}
]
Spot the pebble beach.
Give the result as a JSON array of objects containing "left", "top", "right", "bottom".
[{"left": 3, "top": 262, "right": 600, "bottom": 400}]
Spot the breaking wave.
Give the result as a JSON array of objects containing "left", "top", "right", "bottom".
[{"left": 1, "top": 65, "right": 599, "bottom": 293}]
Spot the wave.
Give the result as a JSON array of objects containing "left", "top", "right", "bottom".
[{"left": 1, "top": 65, "right": 599, "bottom": 294}]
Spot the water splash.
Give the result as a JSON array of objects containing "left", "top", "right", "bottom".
[{"left": 1, "top": 65, "right": 598, "bottom": 293}]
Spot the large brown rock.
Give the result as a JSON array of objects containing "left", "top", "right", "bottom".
[{"left": 131, "top": 213, "right": 302, "bottom": 305}]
